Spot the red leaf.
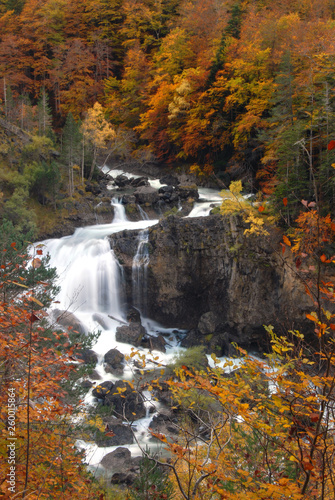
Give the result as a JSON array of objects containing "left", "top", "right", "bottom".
[
  {"left": 283, "top": 197, "right": 288, "bottom": 207},
  {"left": 296, "top": 258, "right": 302, "bottom": 269},
  {"left": 330, "top": 324, "right": 335, "bottom": 331},
  {"left": 320, "top": 254, "right": 327, "bottom": 263},
  {"left": 36, "top": 249, "right": 43, "bottom": 255},
  {"left": 10, "top": 242, "right": 16, "bottom": 248},
  {"left": 29, "top": 313, "right": 40, "bottom": 323},
  {"left": 280, "top": 242, "right": 286, "bottom": 254},
  {"left": 258, "top": 205, "right": 265, "bottom": 212},
  {"left": 310, "top": 413, "right": 319, "bottom": 423},
  {"left": 331, "top": 223, "right": 335, "bottom": 232},
  {"left": 328, "top": 140, "right": 335, "bottom": 150}
]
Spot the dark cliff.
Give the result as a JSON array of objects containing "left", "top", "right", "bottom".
[{"left": 111, "top": 214, "right": 312, "bottom": 353}]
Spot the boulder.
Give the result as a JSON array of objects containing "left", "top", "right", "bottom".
[
  {"left": 52, "top": 309, "right": 86, "bottom": 336},
  {"left": 100, "top": 446, "right": 131, "bottom": 469},
  {"left": 78, "top": 349, "right": 98, "bottom": 365},
  {"left": 110, "top": 472, "right": 137, "bottom": 485},
  {"left": 96, "top": 420, "right": 134, "bottom": 446},
  {"left": 92, "top": 381, "right": 114, "bottom": 400},
  {"left": 122, "top": 194, "right": 136, "bottom": 205},
  {"left": 104, "top": 348, "right": 125, "bottom": 375},
  {"left": 126, "top": 306, "right": 141, "bottom": 324},
  {"left": 149, "top": 411, "right": 179, "bottom": 437},
  {"left": 141, "top": 334, "right": 166, "bottom": 353},
  {"left": 198, "top": 312, "right": 220, "bottom": 335},
  {"left": 134, "top": 186, "right": 159, "bottom": 205},
  {"left": 114, "top": 174, "right": 130, "bottom": 187},
  {"left": 92, "top": 313, "right": 110, "bottom": 330},
  {"left": 129, "top": 176, "right": 150, "bottom": 187},
  {"left": 160, "top": 174, "right": 180, "bottom": 186},
  {"left": 105, "top": 380, "right": 146, "bottom": 420},
  {"left": 116, "top": 323, "right": 146, "bottom": 347},
  {"left": 176, "top": 185, "right": 199, "bottom": 200}
]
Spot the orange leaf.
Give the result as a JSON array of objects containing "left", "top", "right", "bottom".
[
  {"left": 330, "top": 324, "right": 335, "bottom": 330},
  {"left": 258, "top": 205, "right": 265, "bottom": 212},
  {"left": 280, "top": 242, "right": 286, "bottom": 254},
  {"left": 283, "top": 197, "right": 288, "bottom": 206},
  {"left": 10, "top": 242, "right": 16, "bottom": 247},
  {"left": 331, "top": 223, "right": 335, "bottom": 232},
  {"left": 306, "top": 313, "right": 318, "bottom": 323},
  {"left": 320, "top": 254, "right": 327, "bottom": 262},
  {"left": 283, "top": 235, "right": 291, "bottom": 246}
]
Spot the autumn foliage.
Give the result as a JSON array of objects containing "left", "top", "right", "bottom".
[{"left": 0, "top": 243, "right": 100, "bottom": 498}]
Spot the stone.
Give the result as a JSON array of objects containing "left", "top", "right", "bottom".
[
  {"left": 198, "top": 312, "right": 220, "bottom": 335},
  {"left": 116, "top": 323, "right": 146, "bottom": 347},
  {"left": 175, "top": 185, "right": 199, "bottom": 200},
  {"left": 78, "top": 349, "right": 98, "bottom": 365},
  {"left": 100, "top": 446, "right": 131, "bottom": 469},
  {"left": 134, "top": 186, "right": 159, "bottom": 205},
  {"left": 111, "top": 214, "right": 312, "bottom": 351},
  {"left": 92, "top": 313, "right": 110, "bottom": 330},
  {"left": 105, "top": 380, "right": 146, "bottom": 420},
  {"left": 52, "top": 309, "right": 86, "bottom": 336},
  {"left": 110, "top": 472, "right": 136, "bottom": 485},
  {"left": 126, "top": 306, "right": 141, "bottom": 324},
  {"left": 141, "top": 334, "right": 166, "bottom": 353},
  {"left": 92, "top": 381, "right": 114, "bottom": 400},
  {"left": 104, "top": 348, "right": 125, "bottom": 374},
  {"left": 129, "top": 176, "right": 150, "bottom": 187},
  {"left": 96, "top": 421, "right": 134, "bottom": 446},
  {"left": 160, "top": 174, "right": 180, "bottom": 186}
]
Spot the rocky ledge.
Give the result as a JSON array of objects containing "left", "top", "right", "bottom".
[{"left": 111, "top": 214, "right": 312, "bottom": 354}]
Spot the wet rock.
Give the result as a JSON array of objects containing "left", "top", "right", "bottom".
[
  {"left": 114, "top": 174, "right": 129, "bottom": 187},
  {"left": 198, "top": 311, "right": 220, "bottom": 335},
  {"left": 116, "top": 323, "right": 146, "bottom": 347},
  {"left": 175, "top": 185, "right": 199, "bottom": 200},
  {"left": 100, "top": 446, "right": 131, "bottom": 469},
  {"left": 160, "top": 174, "right": 180, "bottom": 186},
  {"left": 89, "top": 370, "right": 102, "bottom": 380},
  {"left": 92, "top": 381, "right": 114, "bottom": 400},
  {"left": 92, "top": 313, "right": 110, "bottom": 330},
  {"left": 110, "top": 472, "right": 136, "bottom": 485},
  {"left": 129, "top": 176, "right": 150, "bottom": 187},
  {"left": 81, "top": 379, "right": 94, "bottom": 389},
  {"left": 126, "top": 306, "right": 141, "bottom": 324},
  {"left": 78, "top": 349, "right": 98, "bottom": 365},
  {"left": 105, "top": 380, "right": 146, "bottom": 420},
  {"left": 97, "top": 419, "right": 134, "bottom": 446},
  {"left": 134, "top": 186, "right": 159, "bottom": 205},
  {"left": 141, "top": 334, "right": 166, "bottom": 353},
  {"left": 52, "top": 309, "right": 86, "bottom": 336},
  {"left": 122, "top": 194, "right": 136, "bottom": 205},
  {"left": 104, "top": 348, "right": 125, "bottom": 375},
  {"left": 149, "top": 411, "right": 179, "bottom": 437}
]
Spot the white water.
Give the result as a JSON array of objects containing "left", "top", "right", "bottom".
[{"left": 36, "top": 173, "right": 235, "bottom": 469}]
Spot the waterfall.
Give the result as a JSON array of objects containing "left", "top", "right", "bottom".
[
  {"left": 41, "top": 233, "right": 123, "bottom": 316},
  {"left": 132, "top": 229, "right": 150, "bottom": 316},
  {"left": 111, "top": 197, "right": 127, "bottom": 223},
  {"left": 137, "top": 204, "right": 149, "bottom": 220}
]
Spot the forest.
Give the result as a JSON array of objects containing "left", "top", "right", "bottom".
[
  {"left": 0, "top": 0, "right": 335, "bottom": 233},
  {"left": 2, "top": 0, "right": 335, "bottom": 498}
]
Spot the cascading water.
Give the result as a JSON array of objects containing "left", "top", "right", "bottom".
[
  {"left": 35, "top": 178, "right": 233, "bottom": 472},
  {"left": 132, "top": 229, "right": 150, "bottom": 316}
]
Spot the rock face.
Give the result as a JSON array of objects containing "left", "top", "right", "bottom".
[{"left": 111, "top": 214, "right": 312, "bottom": 351}]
